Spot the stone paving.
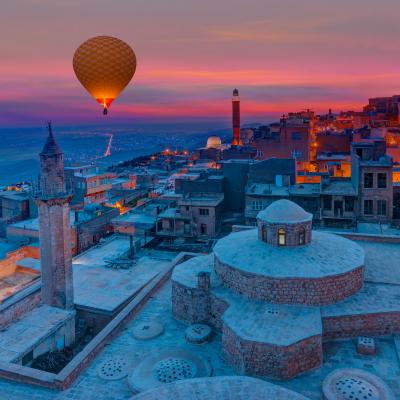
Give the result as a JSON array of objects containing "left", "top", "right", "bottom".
[{"left": 1, "top": 280, "right": 400, "bottom": 399}]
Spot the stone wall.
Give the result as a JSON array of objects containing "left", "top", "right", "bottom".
[
  {"left": 215, "top": 258, "right": 364, "bottom": 305},
  {"left": 171, "top": 281, "right": 211, "bottom": 324},
  {"left": 210, "top": 295, "right": 229, "bottom": 330},
  {"left": 222, "top": 324, "right": 322, "bottom": 379},
  {"left": 322, "top": 311, "right": 400, "bottom": 339},
  {"left": 0, "top": 284, "right": 41, "bottom": 329}
]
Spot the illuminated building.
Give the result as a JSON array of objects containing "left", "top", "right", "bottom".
[{"left": 252, "top": 111, "right": 313, "bottom": 162}]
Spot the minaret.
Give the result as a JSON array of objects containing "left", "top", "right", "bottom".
[
  {"left": 36, "top": 123, "right": 74, "bottom": 310},
  {"left": 232, "top": 88, "right": 242, "bottom": 146}
]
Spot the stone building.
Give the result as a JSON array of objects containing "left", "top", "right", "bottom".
[
  {"left": 320, "top": 179, "right": 357, "bottom": 227},
  {"left": 252, "top": 111, "right": 313, "bottom": 162},
  {"left": 171, "top": 199, "right": 400, "bottom": 380},
  {"left": 351, "top": 139, "right": 393, "bottom": 222},
  {"left": 70, "top": 170, "right": 113, "bottom": 206},
  {"left": 156, "top": 193, "right": 224, "bottom": 237},
  {"left": 245, "top": 181, "right": 321, "bottom": 225}
]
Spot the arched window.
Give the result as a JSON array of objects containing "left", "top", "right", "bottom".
[
  {"left": 299, "top": 227, "right": 305, "bottom": 245},
  {"left": 262, "top": 225, "right": 268, "bottom": 242},
  {"left": 278, "top": 228, "right": 286, "bottom": 246}
]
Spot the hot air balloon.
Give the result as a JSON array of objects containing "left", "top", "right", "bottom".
[{"left": 73, "top": 36, "right": 137, "bottom": 115}]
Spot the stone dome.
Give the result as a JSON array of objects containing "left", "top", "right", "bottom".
[
  {"left": 133, "top": 376, "right": 310, "bottom": 400},
  {"left": 206, "top": 136, "right": 222, "bottom": 149},
  {"left": 257, "top": 199, "right": 312, "bottom": 224},
  {"left": 257, "top": 200, "right": 313, "bottom": 247}
]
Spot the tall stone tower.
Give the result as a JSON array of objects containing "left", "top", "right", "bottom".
[
  {"left": 232, "top": 88, "right": 242, "bottom": 146},
  {"left": 36, "top": 123, "right": 74, "bottom": 310}
]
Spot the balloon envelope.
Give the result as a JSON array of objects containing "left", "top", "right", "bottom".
[{"left": 73, "top": 36, "right": 137, "bottom": 114}]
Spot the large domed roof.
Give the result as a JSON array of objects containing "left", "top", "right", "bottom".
[
  {"left": 206, "top": 136, "right": 222, "bottom": 149},
  {"left": 257, "top": 199, "right": 312, "bottom": 224}
]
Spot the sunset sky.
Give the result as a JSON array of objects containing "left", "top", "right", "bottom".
[{"left": 1, "top": 0, "right": 400, "bottom": 127}]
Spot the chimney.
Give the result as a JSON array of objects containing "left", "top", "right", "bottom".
[{"left": 197, "top": 271, "right": 211, "bottom": 291}]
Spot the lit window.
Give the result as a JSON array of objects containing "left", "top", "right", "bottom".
[
  {"left": 278, "top": 228, "right": 286, "bottom": 246},
  {"left": 299, "top": 227, "right": 305, "bottom": 245}
]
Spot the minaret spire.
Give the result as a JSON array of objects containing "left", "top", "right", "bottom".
[{"left": 232, "top": 88, "right": 242, "bottom": 146}]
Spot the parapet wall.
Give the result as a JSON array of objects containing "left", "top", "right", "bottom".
[
  {"left": 0, "top": 282, "right": 41, "bottom": 329},
  {"left": 214, "top": 258, "right": 364, "bottom": 306},
  {"left": 322, "top": 311, "right": 400, "bottom": 339}
]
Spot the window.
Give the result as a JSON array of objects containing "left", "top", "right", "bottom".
[
  {"left": 199, "top": 208, "right": 209, "bottom": 216},
  {"left": 377, "top": 173, "right": 387, "bottom": 188},
  {"left": 323, "top": 196, "right": 332, "bottom": 210},
  {"left": 185, "top": 206, "right": 189, "bottom": 211},
  {"left": 345, "top": 197, "right": 354, "bottom": 212},
  {"left": 377, "top": 200, "right": 387, "bottom": 216},
  {"left": 291, "top": 132, "right": 301, "bottom": 140},
  {"left": 252, "top": 200, "right": 263, "bottom": 211},
  {"left": 363, "top": 200, "right": 373, "bottom": 215},
  {"left": 299, "top": 227, "right": 305, "bottom": 245},
  {"left": 363, "top": 173, "right": 373, "bottom": 188},
  {"left": 278, "top": 228, "right": 286, "bottom": 246}
]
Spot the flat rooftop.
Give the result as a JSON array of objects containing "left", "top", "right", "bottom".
[
  {"left": 0, "top": 305, "right": 74, "bottom": 363},
  {"left": 223, "top": 297, "right": 321, "bottom": 345},
  {"left": 72, "top": 237, "right": 173, "bottom": 313},
  {"left": 0, "top": 191, "right": 29, "bottom": 201},
  {"left": 246, "top": 183, "right": 320, "bottom": 196},
  {"left": 321, "top": 180, "right": 356, "bottom": 196},
  {"left": 72, "top": 236, "right": 131, "bottom": 266},
  {"left": 113, "top": 212, "right": 156, "bottom": 226},
  {"left": 9, "top": 211, "right": 85, "bottom": 231},
  {"left": 73, "top": 255, "right": 170, "bottom": 313},
  {"left": 179, "top": 193, "right": 224, "bottom": 206},
  {"left": 358, "top": 240, "right": 400, "bottom": 285}
]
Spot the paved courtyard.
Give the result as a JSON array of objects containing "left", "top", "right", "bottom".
[{"left": 1, "top": 278, "right": 400, "bottom": 399}]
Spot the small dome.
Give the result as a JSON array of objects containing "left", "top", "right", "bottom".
[
  {"left": 206, "top": 136, "right": 222, "bottom": 149},
  {"left": 257, "top": 199, "right": 312, "bottom": 224}
]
